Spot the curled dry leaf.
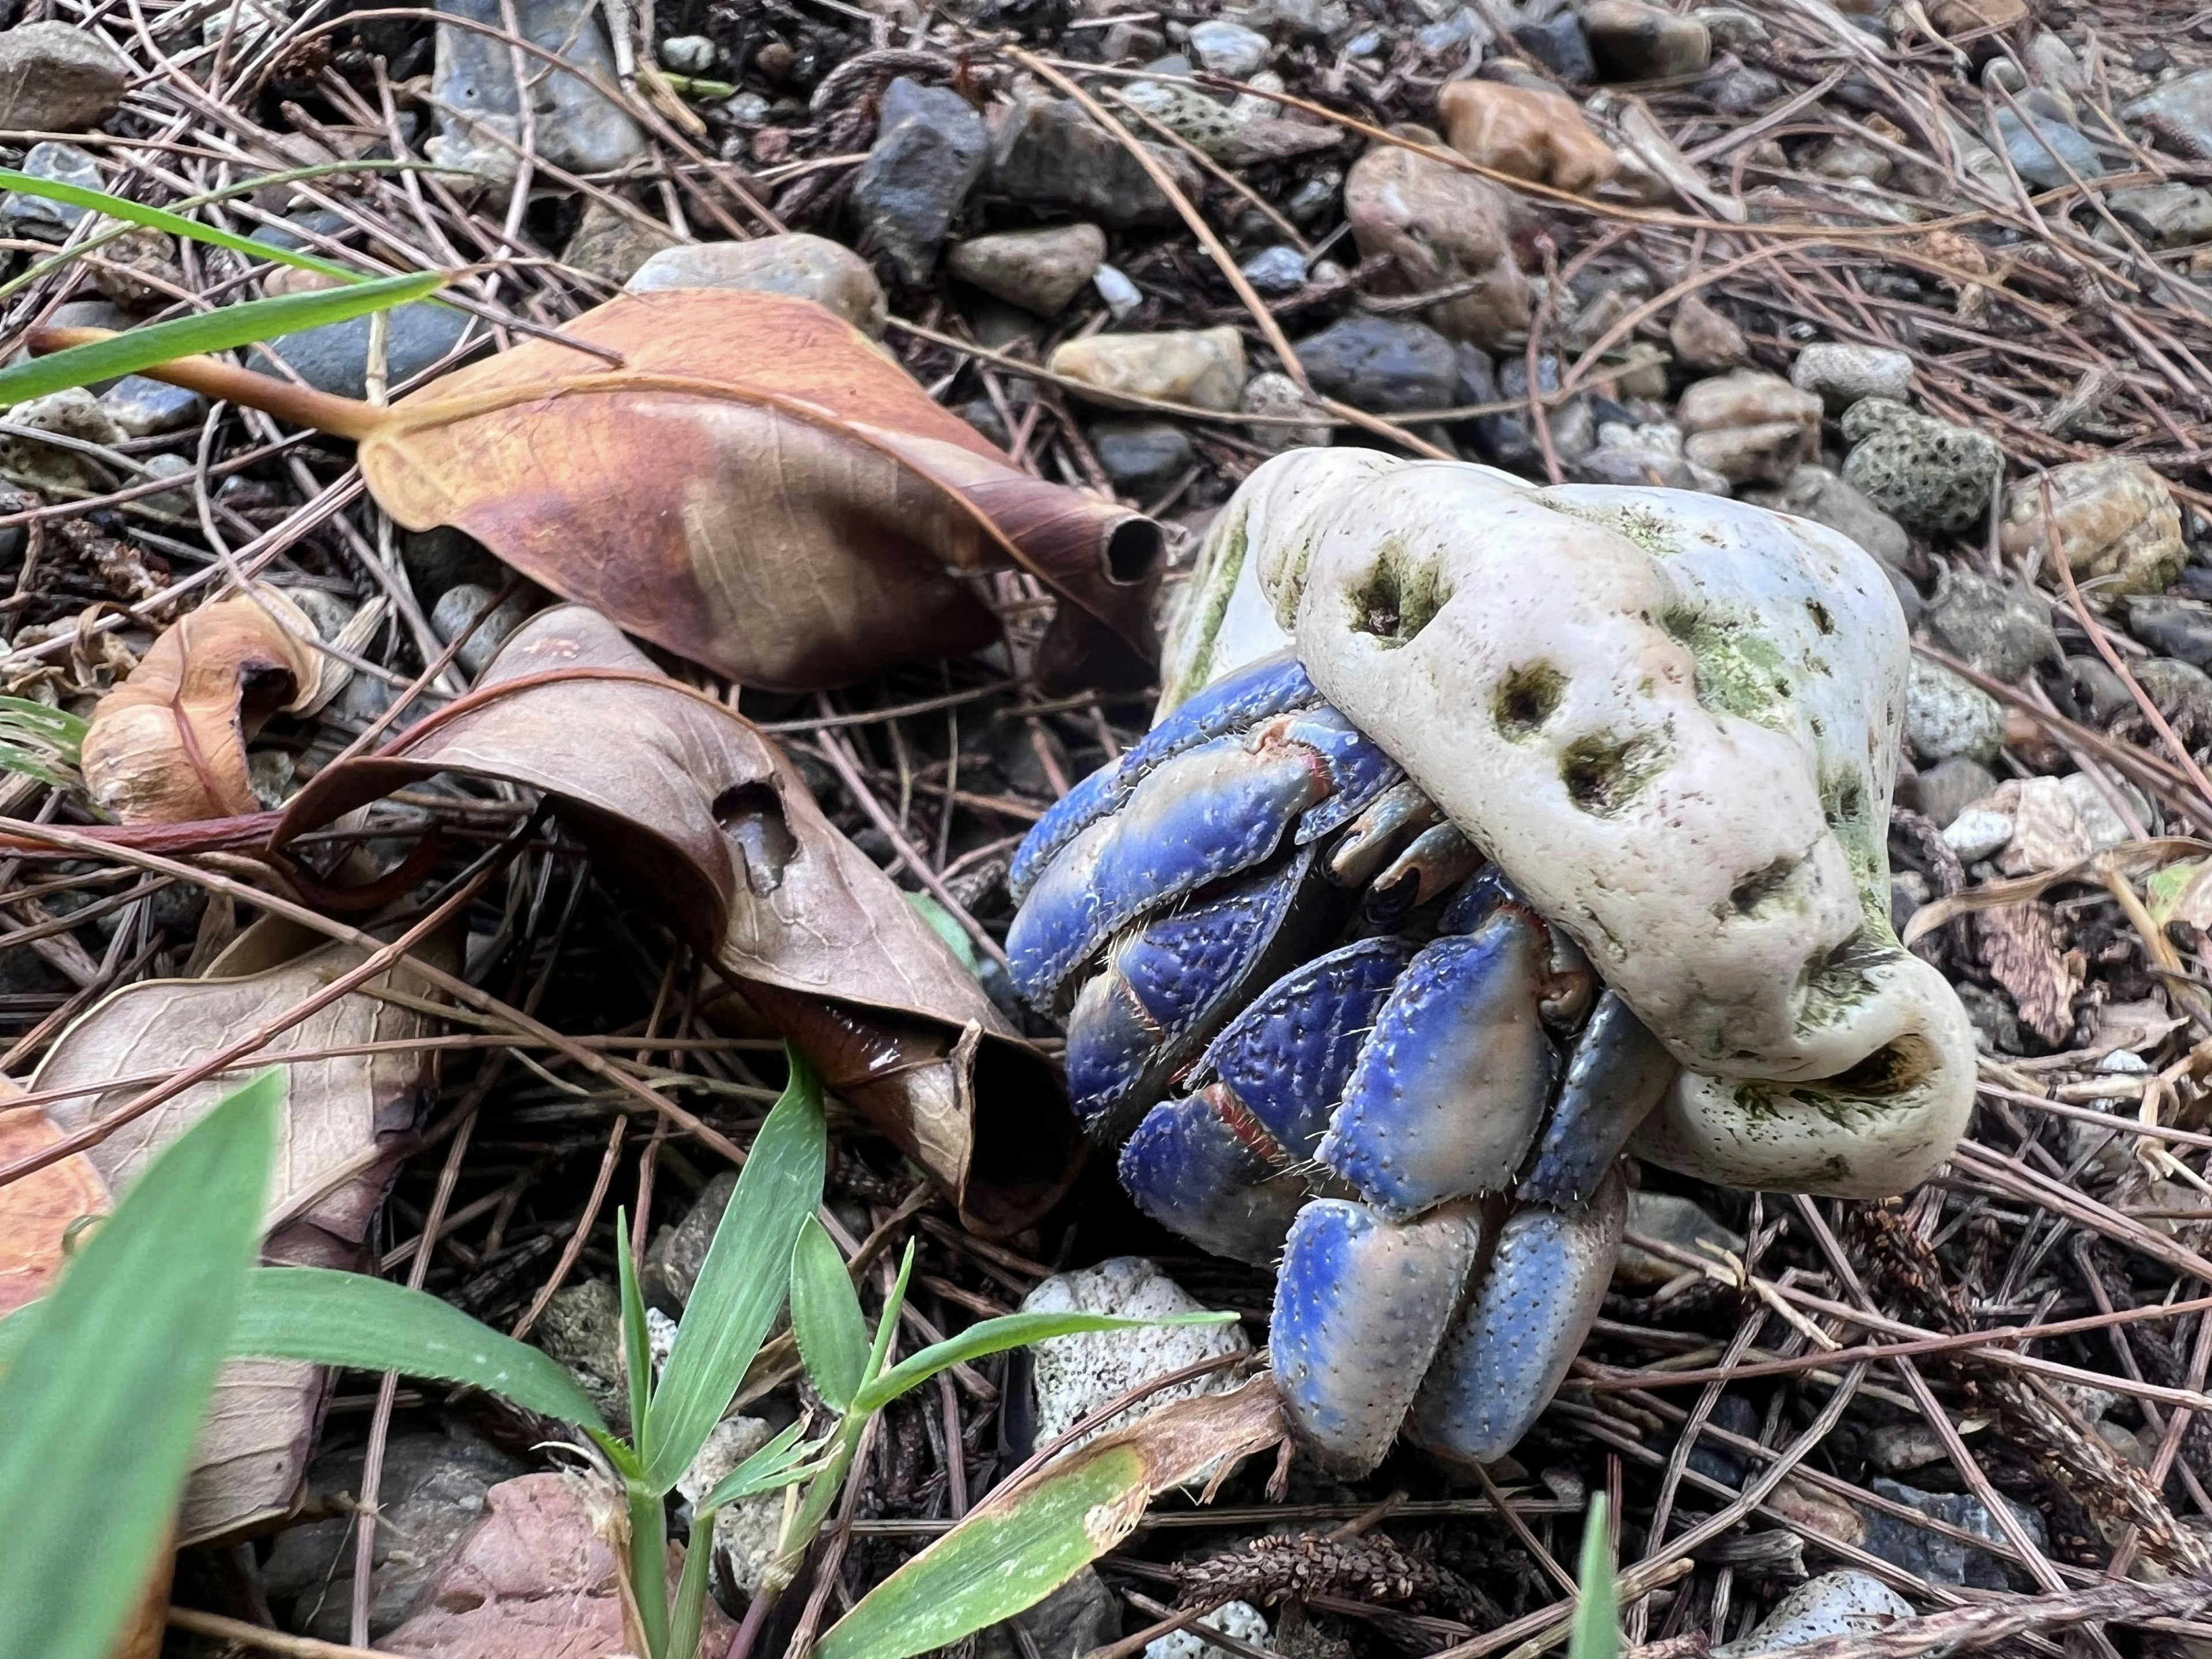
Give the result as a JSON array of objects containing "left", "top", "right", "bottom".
[
  {"left": 0, "top": 1079, "right": 111, "bottom": 1317},
  {"left": 36, "top": 290, "right": 1164, "bottom": 692},
  {"left": 32, "top": 916, "right": 456, "bottom": 1541},
  {"left": 276, "top": 604, "right": 1082, "bottom": 1236},
  {"left": 81, "top": 585, "right": 329, "bottom": 824}
]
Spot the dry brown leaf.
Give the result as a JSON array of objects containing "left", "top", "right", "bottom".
[
  {"left": 1972, "top": 902, "right": 2082, "bottom": 1048},
  {"left": 0, "top": 1078, "right": 111, "bottom": 1317},
  {"left": 81, "top": 585, "right": 324, "bottom": 824},
  {"left": 383, "top": 1471, "right": 736, "bottom": 1659},
  {"left": 37, "top": 290, "right": 1164, "bottom": 693},
  {"left": 276, "top": 603, "right": 1081, "bottom": 1235},
  {"left": 32, "top": 916, "right": 455, "bottom": 1542}
]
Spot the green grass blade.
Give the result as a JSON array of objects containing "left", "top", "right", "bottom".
[
  {"left": 854, "top": 1310, "right": 1235, "bottom": 1415},
  {"left": 863, "top": 1239, "right": 914, "bottom": 1385},
  {"left": 790, "top": 1214, "right": 868, "bottom": 1411},
  {"left": 617, "top": 1207, "right": 653, "bottom": 1457},
  {"left": 814, "top": 1446, "right": 1148, "bottom": 1659},
  {"left": 0, "top": 169, "right": 367, "bottom": 283},
  {"left": 0, "top": 1070, "right": 282, "bottom": 1659},
  {"left": 230, "top": 1266, "right": 607, "bottom": 1430},
  {"left": 0, "top": 741, "right": 77, "bottom": 788},
  {"left": 642, "top": 1048, "right": 826, "bottom": 1493},
  {"left": 666, "top": 1503, "right": 717, "bottom": 1659},
  {"left": 0, "top": 696, "right": 88, "bottom": 746},
  {"left": 696, "top": 1420, "right": 816, "bottom": 1510},
  {"left": 0, "top": 270, "right": 443, "bottom": 406},
  {"left": 1569, "top": 1492, "right": 1619, "bottom": 1659}
]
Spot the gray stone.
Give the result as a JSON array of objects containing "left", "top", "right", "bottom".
[
  {"left": 948, "top": 223, "right": 1106, "bottom": 317},
  {"left": 1669, "top": 294, "right": 1745, "bottom": 370},
  {"left": 427, "top": 0, "right": 645, "bottom": 194},
  {"left": 1189, "top": 19, "right": 1271, "bottom": 77},
  {"left": 401, "top": 525, "right": 501, "bottom": 607},
  {"left": 1698, "top": 59, "right": 1782, "bottom": 115},
  {"left": 0, "top": 387, "right": 123, "bottom": 494},
  {"left": 1906, "top": 658, "right": 2005, "bottom": 764},
  {"left": 641, "top": 1171, "right": 736, "bottom": 1311},
  {"left": 2, "top": 142, "right": 102, "bottom": 239},
  {"left": 1861, "top": 1478, "right": 2046, "bottom": 1589},
  {"left": 534, "top": 1279, "right": 629, "bottom": 1432},
  {"left": 89, "top": 227, "right": 183, "bottom": 313},
  {"left": 2122, "top": 70, "right": 2212, "bottom": 158},
  {"left": 1576, "top": 420, "right": 1697, "bottom": 490},
  {"left": 1118, "top": 79, "right": 1251, "bottom": 158},
  {"left": 1996, "top": 106, "right": 2103, "bottom": 189},
  {"left": 2066, "top": 653, "right": 2133, "bottom": 725},
  {"left": 720, "top": 91, "right": 771, "bottom": 127},
  {"left": 1294, "top": 316, "right": 1458, "bottom": 415},
  {"left": 1918, "top": 755, "right": 1998, "bottom": 828},
  {"left": 2136, "top": 657, "right": 2212, "bottom": 735},
  {"left": 253, "top": 300, "right": 472, "bottom": 400},
  {"left": 260, "top": 1421, "right": 526, "bottom": 1641},
  {"left": 1583, "top": 0, "right": 1710, "bottom": 79},
  {"left": 135, "top": 452, "right": 195, "bottom": 518},
  {"left": 1923, "top": 567, "right": 2054, "bottom": 683},
  {"left": 1616, "top": 1190, "right": 1745, "bottom": 1286},
  {"left": 658, "top": 33, "right": 716, "bottom": 73},
  {"left": 1146, "top": 1603, "right": 1270, "bottom": 1659},
  {"left": 960, "top": 396, "right": 1010, "bottom": 450},
  {"left": 626, "top": 233, "right": 888, "bottom": 336},
  {"left": 1840, "top": 397, "right": 2003, "bottom": 536},
  {"left": 1943, "top": 808, "right": 2013, "bottom": 863},
  {"left": 1712, "top": 1573, "right": 1916, "bottom": 1658},
  {"left": 2123, "top": 596, "right": 2212, "bottom": 671},
  {"left": 1241, "top": 370, "right": 1331, "bottom": 453},
  {"left": 979, "top": 1569, "right": 1122, "bottom": 1659},
  {"left": 851, "top": 77, "right": 988, "bottom": 285},
  {"left": 1867, "top": 1420, "right": 1950, "bottom": 1475},
  {"left": 2107, "top": 183, "right": 2212, "bottom": 249},
  {"left": 99, "top": 376, "right": 207, "bottom": 439},
  {"left": 562, "top": 198, "right": 678, "bottom": 285},
  {"left": 990, "top": 93, "right": 1197, "bottom": 227},
  {"left": 1750, "top": 465, "right": 1911, "bottom": 569},
  {"left": 1514, "top": 14, "right": 1596, "bottom": 81},
  {"left": 1093, "top": 262, "right": 1143, "bottom": 320},
  {"left": 431, "top": 581, "right": 536, "bottom": 675},
  {"left": 1089, "top": 420, "right": 1195, "bottom": 497},
  {"left": 1240, "top": 244, "right": 1309, "bottom": 296},
  {"left": 0, "top": 22, "right": 130, "bottom": 132},
  {"left": 1284, "top": 172, "right": 1341, "bottom": 225},
  {"left": 673, "top": 1415, "right": 784, "bottom": 1596},
  {"left": 1024, "top": 1257, "right": 1251, "bottom": 1447},
  {"left": 1791, "top": 342, "right": 1914, "bottom": 411}
]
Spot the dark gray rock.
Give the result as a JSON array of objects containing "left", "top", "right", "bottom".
[
  {"left": 2123, "top": 595, "right": 2212, "bottom": 671},
  {"left": 1514, "top": 14, "right": 1595, "bottom": 81},
  {"left": 252, "top": 300, "right": 473, "bottom": 400},
  {"left": 1697, "top": 58, "right": 1782, "bottom": 115},
  {"left": 851, "top": 77, "right": 989, "bottom": 285},
  {"left": 979, "top": 1567, "right": 1122, "bottom": 1659},
  {"left": 1284, "top": 171, "right": 1342, "bottom": 225},
  {"left": 428, "top": 0, "right": 645, "bottom": 188},
  {"left": 1860, "top": 1478, "right": 2045, "bottom": 1589},
  {"left": 1474, "top": 353, "right": 1592, "bottom": 471},
  {"left": 1293, "top": 316, "right": 1459, "bottom": 414},
  {"left": 642, "top": 1171, "right": 737, "bottom": 1312},
  {"left": 252, "top": 209, "right": 353, "bottom": 255},
  {"left": 1918, "top": 755, "right": 1999, "bottom": 829},
  {"left": 1997, "top": 106, "right": 2103, "bottom": 189},
  {"left": 0, "top": 22, "right": 131, "bottom": 132},
  {"left": 961, "top": 396, "right": 1011, "bottom": 450},
  {"left": 99, "top": 376, "right": 207, "bottom": 439},
  {"left": 990, "top": 93, "right": 1194, "bottom": 227},
  {"left": 1240, "top": 245, "right": 1309, "bottom": 296},
  {"left": 2137, "top": 657, "right": 2212, "bottom": 733},
  {"left": 401, "top": 525, "right": 502, "bottom": 607},
  {"left": 260, "top": 1421, "right": 526, "bottom": 1641},
  {"left": 431, "top": 582, "right": 537, "bottom": 674},
  {"left": 1750, "top": 465, "right": 1911, "bottom": 569},
  {"left": 2108, "top": 183, "right": 2212, "bottom": 249},
  {"left": 2124, "top": 69, "right": 2212, "bottom": 160},
  {"left": 1089, "top": 420, "right": 1195, "bottom": 496},
  {"left": 2065, "top": 653, "right": 2133, "bottom": 725},
  {"left": 1584, "top": 0, "right": 1710, "bottom": 79},
  {"left": 2, "top": 142, "right": 103, "bottom": 239},
  {"left": 1685, "top": 1392, "right": 1759, "bottom": 1487},
  {"left": 1923, "top": 567, "right": 2055, "bottom": 683}
]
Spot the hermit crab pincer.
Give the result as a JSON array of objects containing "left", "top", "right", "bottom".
[{"left": 1006, "top": 450, "right": 1979, "bottom": 1475}]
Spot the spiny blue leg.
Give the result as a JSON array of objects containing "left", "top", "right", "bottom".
[
  {"left": 1009, "top": 650, "right": 1320, "bottom": 902},
  {"left": 1118, "top": 937, "right": 1415, "bottom": 1262},
  {"left": 1063, "top": 848, "right": 1326, "bottom": 1138},
  {"left": 1271, "top": 1198, "right": 1484, "bottom": 1474},
  {"left": 1406, "top": 1169, "right": 1628, "bottom": 1468},
  {"left": 1320, "top": 910, "right": 1558, "bottom": 1216},
  {"left": 1006, "top": 707, "right": 1398, "bottom": 1012},
  {"left": 1518, "top": 994, "right": 1677, "bottom": 1209}
]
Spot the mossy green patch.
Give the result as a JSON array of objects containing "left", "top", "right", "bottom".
[
  {"left": 1559, "top": 729, "right": 1673, "bottom": 817},
  {"left": 1659, "top": 605, "right": 1794, "bottom": 730},
  {"left": 1350, "top": 534, "right": 1448, "bottom": 646}
]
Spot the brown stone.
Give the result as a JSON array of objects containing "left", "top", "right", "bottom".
[
  {"left": 1435, "top": 80, "right": 1618, "bottom": 195},
  {"left": 1930, "top": 0, "right": 2029, "bottom": 39},
  {"left": 1346, "top": 127, "right": 1530, "bottom": 348},
  {"left": 1668, "top": 293, "right": 1747, "bottom": 370}
]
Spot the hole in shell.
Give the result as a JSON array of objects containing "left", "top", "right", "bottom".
[{"left": 1494, "top": 663, "right": 1565, "bottom": 741}]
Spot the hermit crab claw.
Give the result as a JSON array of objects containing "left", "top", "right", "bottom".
[{"left": 1172, "top": 449, "right": 1975, "bottom": 1200}]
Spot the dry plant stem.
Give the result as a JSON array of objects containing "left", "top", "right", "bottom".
[
  {"left": 166, "top": 1608, "right": 403, "bottom": 1659},
  {"left": 1768, "top": 1575, "right": 2212, "bottom": 1659},
  {"left": 510, "top": 1112, "right": 626, "bottom": 1340}
]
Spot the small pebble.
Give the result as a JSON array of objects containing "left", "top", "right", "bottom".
[
  {"left": 1093, "top": 262, "right": 1143, "bottom": 320},
  {"left": 1050, "top": 327, "right": 1248, "bottom": 412},
  {"left": 1023, "top": 1257, "right": 1250, "bottom": 1446},
  {"left": 1942, "top": 808, "right": 2014, "bottom": 863},
  {"left": 1906, "top": 658, "right": 2005, "bottom": 764},
  {"left": 1187, "top": 18, "right": 1271, "bottom": 78},
  {"left": 432, "top": 582, "right": 537, "bottom": 676},
  {"left": 1712, "top": 1573, "right": 1915, "bottom": 1657},
  {"left": 1790, "top": 342, "right": 1915, "bottom": 411},
  {"left": 1145, "top": 1601, "right": 1270, "bottom": 1659},
  {"left": 1238, "top": 244, "right": 1308, "bottom": 295},
  {"left": 657, "top": 33, "right": 715, "bottom": 73}
]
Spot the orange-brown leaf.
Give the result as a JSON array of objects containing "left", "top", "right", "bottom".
[
  {"left": 0, "top": 1084, "right": 111, "bottom": 1317},
  {"left": 81, "top": 586, "right": 323, "bottom": 824}
]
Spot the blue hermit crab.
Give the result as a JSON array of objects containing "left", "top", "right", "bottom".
[{"left": 1007, "top": 450, "right": 1976, "bottom": 1474}]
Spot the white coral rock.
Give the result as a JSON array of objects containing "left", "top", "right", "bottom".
[{"left": 1162, "top": 449, "right": 1974, "bottom": 1198}]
